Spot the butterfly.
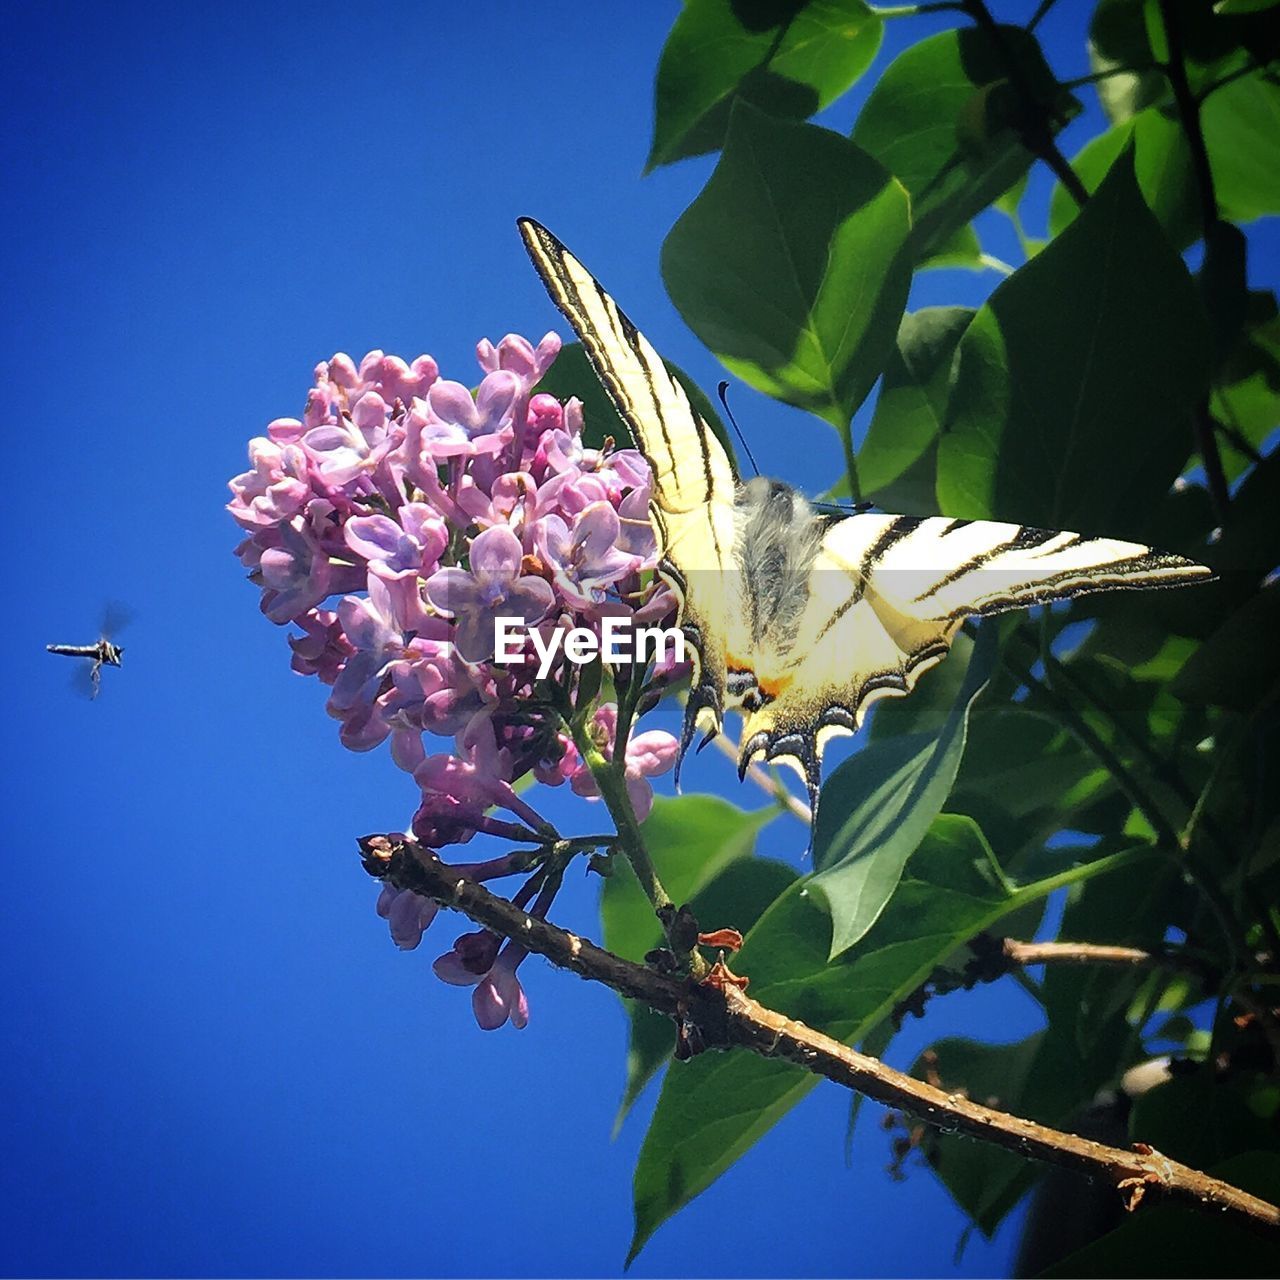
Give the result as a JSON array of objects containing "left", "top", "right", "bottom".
[{"left": 517, "top": 217, "right": 1212, "bottom": 818}]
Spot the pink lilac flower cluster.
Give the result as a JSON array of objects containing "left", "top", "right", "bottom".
[{"left": 228, "top": 337, "right": 681, "bottom": 1030}]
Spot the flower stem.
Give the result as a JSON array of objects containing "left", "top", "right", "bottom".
[{"left": 567, "top": 713, "right": 707, "bottom": 978}]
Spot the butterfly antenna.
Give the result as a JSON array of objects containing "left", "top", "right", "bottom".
[{"left": 717, "top": 382, "right": 760, "bottom": 478}]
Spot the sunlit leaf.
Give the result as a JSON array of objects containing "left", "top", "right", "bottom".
[
  {"left": 602, "top": 796, "right": 778, "bottom": 1126},
  {"left": 648, "top": 0, "right": 882, "bottom": 170},
  {"left": 662, "top": 103, "right": 912, "bottom": 432},
  {"left": 1049, "top": 108, "right": 1199, "bottom": 248},
  {"left": 811, "top": 624, "right": 997, "bottom": 957},
  {"left": 1202, "top": 69, "right": 1280, "bottom": 222}
]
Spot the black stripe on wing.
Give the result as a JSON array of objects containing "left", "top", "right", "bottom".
[
  {"left": 812, "top": 514, "right": 925, "bottom": 647},
  {"left": 912, "top": 526, "right": 1069, "bottom": 604}
]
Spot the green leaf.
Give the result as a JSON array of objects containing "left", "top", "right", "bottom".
[
  {"left": 1171, "top": 582, "right": 1280, "bottom": 708},
  {"left": 1202, "top": 69, "right": 1280, "bottom": 222},
  {"left": 1049, "top": 108, "right": 1199, "bottom": 249},
  {"left": 851, "top": 26, "right": 1078, "bottom": 261},
  {"left": 627, "top": 820, "right": 1156, "bottom": 1262},
  {"left": 858, "top": 306, "right": 974, "bottom": 515},
  {"left": 811, "top": 625, "right": 998, "bottom": 956},
  {"left": 939, "top": 147, "right": 1210, "bottom": 539},
  {"left": 662, "top": 103, "right": 912, "bottom": 431},
  {"left": 647, "top": 0, "right": 883, "bottom": 171},
  {"left": 1041, "top": 1152, "right": 1280, "bottom": 1277},
  {"left": 1213, "top": 288, "right": 1280, "bottom": 474},
  {"left": 533, "top": 341, "right": 738, "bottom": 470},
  {"left": 951, "top": 707, "right": 1110, "bottom": 830},
  {"left": 601, "top": 796, "right": 779, "bottom": 1126}
]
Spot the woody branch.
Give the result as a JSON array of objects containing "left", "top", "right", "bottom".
[{"left": 361, "top": 833, "right": 1280, "bottom": 1242}]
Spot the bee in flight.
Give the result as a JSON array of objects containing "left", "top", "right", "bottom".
[{"left": 47, "top": 604, "right": 130, "bottom": 699}]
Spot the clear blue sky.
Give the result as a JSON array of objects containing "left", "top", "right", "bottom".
[{"left": 4, "top": 3, "right": 1272, "bottom": 1276}]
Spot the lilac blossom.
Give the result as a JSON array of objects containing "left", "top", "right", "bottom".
[
  {"left": 569, "top": 703, "right": 680, "bottom": 821},
  {"left": 425, "top": 525, "right": 555, "bottom": 662},
  {"left": 228, "top": 332, "right": 679, "bottom": 1030}
]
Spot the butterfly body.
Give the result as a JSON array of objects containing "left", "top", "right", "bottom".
[{"left": 517, "top": 218, "right": 1212, "bottom": 816}]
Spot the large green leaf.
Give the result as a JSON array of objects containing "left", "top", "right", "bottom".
[
  {"left": 662, "top": 103, "right": 912, "bottom": 432},
  {"left": 851, "top": 26, "right": 1078, "bottom": 261},
  {"left": 938, "top": 147, "right": 1210, "bottom": 540},
  {"left": 627, "top": 819, "right": 1156, "bottom": 1262},
  {"left": 533, "top": 341, "right": 737, "bottom": 471},
  {"left": 858, "top": 306, "right": 974, "bottom": 515},
  {"left": 811, "top": 624, "right": 997, "bottom": 957},
  {"left": 1048, "top": 108, "right": 1199, "bottom": 249},
  {"left": 647, "top": 0, "right": 882, "bottom": 171},
  {"left": 602, "top": 800, "right": 793, "bottom": 1128}
]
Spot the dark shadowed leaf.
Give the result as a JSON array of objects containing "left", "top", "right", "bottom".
[
  {"left": 533, "top": 341, "right": 737, "bottom": 469},
  {"left": 647, "top": 0, "right": 882, "bottom": 170},
  {"left": 925, "top": 862, "right": 1179, "bottom": 1237},
  {"left": 1130, "top": 1071, "right": 1280, "bottom": 1171},
  {"left": 851, "top": 25, "right": 1077, "bottom": 262},
  {"left": 811, "top": 625, "right": 997, "bottom": 956},
  {"left": 1213, "top": 288, "right": 1280, "bottom": 476},
  {"left": 858, "top": 307, "right": 974, "bottom": 515},
  {"left": 1040, "top": 1152, "right": 1280, "bottom": 1277},
  {"left": 1171, "top": 582, "right": 1280, "bottom": 708},
  {"left": 939, "top": 148, "right": 1209, "bottom": 539},
  {"left": 1087, "top": 0, "right": 1170, "bottom": 123},
  {"left": 662, "top": 103, "right": 912, "bottom": 432}
]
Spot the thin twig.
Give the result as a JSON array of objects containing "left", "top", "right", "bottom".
[
  {"left": 360, "top": 834, "right": 1280, "bottom": 1242},
  {"left": 1002, "top": 938, "right": 1199, "bottom": 972}
]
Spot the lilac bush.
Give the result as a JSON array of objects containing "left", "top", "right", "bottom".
[{"left": 228, "top": 339, "right": 681, "bottom": 1030}]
